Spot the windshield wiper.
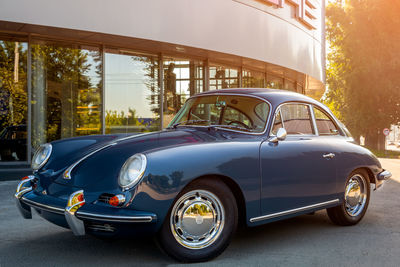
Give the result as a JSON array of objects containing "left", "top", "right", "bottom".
[
  {"left": 168, "top": 119, "right": 210, "bottom": 129},
  {"left": 208, "top": 124, "right": 253, "bottom": 132}
]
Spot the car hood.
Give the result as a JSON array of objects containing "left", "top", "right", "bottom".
[{"left": 38, "top": 128, "right": 235, "bottom": 192}]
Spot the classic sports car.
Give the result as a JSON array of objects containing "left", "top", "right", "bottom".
[{"left": 15, "top": 88, "right": 391, "bottom": 262}]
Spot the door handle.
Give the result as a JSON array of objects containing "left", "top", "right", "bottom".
[{"left": 323, "top": 153, "right": 335, "bottom": 159}]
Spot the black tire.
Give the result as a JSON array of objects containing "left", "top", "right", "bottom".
[
  {"left": 157, "top": 178, "right": 238, "bottom": 263},
  {"left": 327, "top": 169, "right": 370, "bottom": 226}
]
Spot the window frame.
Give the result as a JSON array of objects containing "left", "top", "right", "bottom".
[
  {"left": 269, "top": 102, "right": 317, "bottom": 137},
  {"left": 311, "top": 105, "right": 344, "bottom": 136}
]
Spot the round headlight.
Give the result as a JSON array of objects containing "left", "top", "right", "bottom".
[
  {"left": 31, "top": 143, "right": 52, "bottom": 170},
  {"left": 118, "top": 153, "right": 147, "bottom": 191}
]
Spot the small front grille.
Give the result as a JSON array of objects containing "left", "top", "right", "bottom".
[
  {"left": 86, "top": 222, "right": 116, "bottom": 232},
  {"left": 98, "top": 193, "right": 114, "bottom": 204}
]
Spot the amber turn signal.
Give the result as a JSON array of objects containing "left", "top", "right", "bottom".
[{"left": 109, "top": 194, "right": 126, "bottom": 207}]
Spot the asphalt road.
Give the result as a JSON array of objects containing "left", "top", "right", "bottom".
[{"left": 1, "top": 159, "right": 399, "bottom": 267}]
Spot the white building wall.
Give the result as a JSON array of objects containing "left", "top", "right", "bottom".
[{"left": 0, "top": 0, "right": 325, "bottom": 82}]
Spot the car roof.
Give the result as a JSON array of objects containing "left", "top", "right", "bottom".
[{"left": 195, "top": 88, "right": 323, "bottom": 108}]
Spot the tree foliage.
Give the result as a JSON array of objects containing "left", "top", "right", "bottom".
[
  {"left": 325, "top": 0, "right": 400, "bottom": 149},
  {"left": 0, "top": 41, "right": 27, "bottom": 130}
]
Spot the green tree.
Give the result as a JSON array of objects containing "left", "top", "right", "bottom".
[
  {"left": 0, "top": 41, "right": 27, "bottom": 130},
  {"left": 325, "top": 0, "right": 400, "bottom": 150}
]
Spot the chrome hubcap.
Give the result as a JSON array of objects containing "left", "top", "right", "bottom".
[
  {"left": 170, "top": 190, "right": 225, "bottom": 249},
  {"left": 344, "top": 174, "right": 367, "bottom": 217}
]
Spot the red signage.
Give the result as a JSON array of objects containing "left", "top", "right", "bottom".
[{"left": 262, "top": 0, "right": 318, "bottom": 30}]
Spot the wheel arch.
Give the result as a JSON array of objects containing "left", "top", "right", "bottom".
[
  {"left": 361, "top": 167, "right": 376, "bottom": 185},
  {"left": 183, "top": 174, "right": 247, "bottom": 227}
]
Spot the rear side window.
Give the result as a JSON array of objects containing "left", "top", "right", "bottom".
[
  {"left": 280, "top": 104, "right": 314, "bottom": 135},
  {"left": 314, "top": 107, "right": 339, "bottom": 135}
]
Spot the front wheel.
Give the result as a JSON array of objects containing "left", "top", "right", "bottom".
[
  {"left": 327, "top": 169, "right": 370, "bottom": 226},
  {"left": 157, "top": 179, "right": 238, "bottom": 262}
]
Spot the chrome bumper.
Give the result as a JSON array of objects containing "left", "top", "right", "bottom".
[
  {"left": 375, "top": 170, "right": 392, "bottom": 190},
  {"left": 378, "top": 170, "right": 392, "bottom": 181},
  {"left": 15, "top": 179, "right": 156, "bottom": 236}
]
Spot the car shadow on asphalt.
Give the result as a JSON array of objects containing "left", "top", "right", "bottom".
[{"left": 2, "top": 212, "right": 334, "bottom": 266}]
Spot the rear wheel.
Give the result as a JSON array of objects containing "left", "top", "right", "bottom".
[
  {"left": 157, "top": 179, "right": 238, "bottom": 262},
  {"left": 327, "top": 169, "right": 370, "bottom": 226}
]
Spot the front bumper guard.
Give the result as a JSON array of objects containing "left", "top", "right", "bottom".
[
  {"left": 15, "top": 182, "right": 156, "bottom": 236},
  {"left": 378, "top": 170, "right": 392, "bottom": 181},
  {"left": 374, "top": 170, "right": 392, "bottom": 190}
]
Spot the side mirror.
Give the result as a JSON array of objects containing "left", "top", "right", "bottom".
[{"left": 268, "top": 128, "right": 287, "bottom": 143}]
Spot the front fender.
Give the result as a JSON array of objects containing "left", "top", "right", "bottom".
[{"left": 130, "top": 141, "right": 262, "bottom": 230}]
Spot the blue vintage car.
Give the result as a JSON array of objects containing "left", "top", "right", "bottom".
[{"left": 15, "top": 89, "right": 391, "bottom": 262}]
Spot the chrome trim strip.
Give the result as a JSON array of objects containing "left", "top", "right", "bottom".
[
  {"left": 309, "top": 104, "right": 319, "bottom": 136},
  {"left": 171, "top": 93, "right": 273, "bottom": 136},
  {"left": 249, "top": 199, "right": 340, "bottom": 223},
  {"left": 63, "top": 143, "right": 117, "bottom": 179},
  {"left": 21, "top": 197, "right": 65, "bottom": 215},
  {"left": 76, "top": 211, "right": 154, "bottom": 223},
  {"left": 114, "top": 131, "right": 155, "bottom": 142}
]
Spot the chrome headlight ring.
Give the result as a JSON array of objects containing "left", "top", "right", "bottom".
[
  {"left": 31, "top": 143, "right": 52, "bottom": 171},
  {"left": 118, "top": 153, "right": 147, "bottom": 191}
]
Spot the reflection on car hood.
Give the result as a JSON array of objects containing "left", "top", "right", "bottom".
[{"left": 38, "top": 128, "right": 244, "bottom": 191}]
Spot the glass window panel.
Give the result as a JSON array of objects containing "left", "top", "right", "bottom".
[
  {"left": 163, "top": 57, "right": 203, "bottom": 127},
  {"left": 105, "top": 51, "right": 160, "bottom": 134},
  {"left": 209, "top": 63, "right": 238, "bottom": 90},
  {"left": 168, "top": 95, "right": 269, "bottom": 133},
  {"left": 242, "top": 69, "right": 265, "bottom": 88},
  {"left": 267, "top": 74, "right": 283, "bottom": 89},
  {"left": 281, "top": 104, "right": 314, "bottom": 135},
  {"left": 0, "top": 40, "right": 28, "bottom": 161},
  {"left": 284, "top": 79, "right": 296, "bottom": 91},
  {"left": 31, "top": 42, "right": 102, "bottom": 148},
  {"left": 314, "top": 107, "right": 339, "bottom": 135},
  {"left": 296, "top": 83, "right": 304, "bottom": 94}
]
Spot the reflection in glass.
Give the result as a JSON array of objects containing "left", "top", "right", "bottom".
[
  {"left": 280, "top": 104, "right": 314, "bottom": 135},
  {"left": 242, "top": 69, "right": 265, "bottom": 88},
  {"left": 284, "top": 79, "right": 296, "bottom": 91},
  {"left": 297, "top": 83, "right": 304, "bottom": 94},
  {"left": 266, "top": 74, "right": 283, "bottom": 89},
  {"left": 169, "top": 95, "right": 269, "bottom": 133},
  {"left": 105, "top": 51, "right": 160, "bottom": 133},
  {"left": 209, "top": 64, "right": 238, "bottom": 90},
  {"left": 163, "top": 57, "right": 203, "bottom": 127},
  {"left": 31, "top": 43, "right": 102, "bottom": 148},
  {"left": 0, "top": 40, "right": 28, "bottom": 161},
  {"left": 314, "top": 107, "right": 339, "bottom": 135}
]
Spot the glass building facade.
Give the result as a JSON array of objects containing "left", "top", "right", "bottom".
[{"left": 0, "top": 34, "right": 308, "bottom": 164}]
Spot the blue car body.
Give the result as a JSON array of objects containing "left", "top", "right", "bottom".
[{"left": 15, "top": 89, "right": 389, "bottom": 237}]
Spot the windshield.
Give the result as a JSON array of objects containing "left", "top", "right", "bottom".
[{"left": 168, "top": 95, "right": 270, "bottom": 133}]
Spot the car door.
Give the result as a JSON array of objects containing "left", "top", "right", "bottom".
[{"left": 259, "top": 103, "right": 338, "bottom": 219}]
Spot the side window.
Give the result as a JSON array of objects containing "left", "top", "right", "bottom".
[
  {"left": 280, "top": 104, "right": 314, "bottom": 135},
  {"left": 313, "top": 107, "right": 339, "bottom": 135}
]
